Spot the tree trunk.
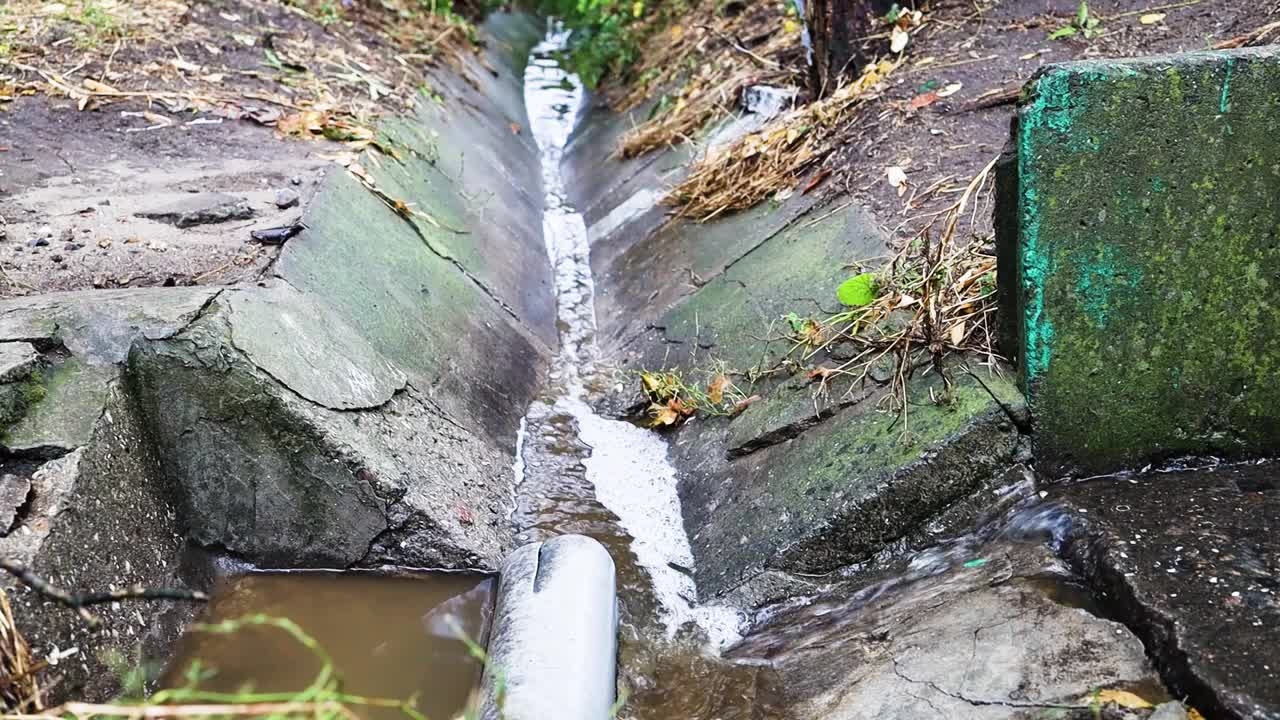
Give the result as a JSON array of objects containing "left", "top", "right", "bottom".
[{"left": 804, "top": 0, "right": 895, "bottom": 97}]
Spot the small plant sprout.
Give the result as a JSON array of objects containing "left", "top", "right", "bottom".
[{"left": 1050, "top": 1, "right": 1103, "bottom": 40}]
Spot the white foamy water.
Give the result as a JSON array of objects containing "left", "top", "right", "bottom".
[{"left": 519, "top": 24, "right": 741, "bottom": 649}]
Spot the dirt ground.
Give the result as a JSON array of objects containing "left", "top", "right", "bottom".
[
  {"left": 831, "top": 0, "right": 1277, "bottom": 250},
  {"left": 0, "top": 0, "right": 487, "bottom": 296}
]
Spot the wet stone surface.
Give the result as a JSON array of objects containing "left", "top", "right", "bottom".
[{"left": 1052, "top": 462, "right": 1280, "bottom": 720}]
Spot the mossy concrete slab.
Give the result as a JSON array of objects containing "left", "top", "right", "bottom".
[
  {"left": 998, "top": 47, "right": 1280, "bottom": 474},
  {"left": 679, "top": 368, "right": 1023, "bottom": 597},
  {"left": 595, "top": 188, "right": 823, "bottom": 353},
  {"left": 226, "top": 285, "right": 406, "bottom": 410},
  {"left": 3, "top": 356, "right": 116, "bottom": 455},
  {"left": 278, "top": 168, "right": 548, "bottom": 444},
  {"left": 644, "top": 201, "right": 885, "bottom": 371},
  {"left": 0, "top": 341, "right": 38, "bottom": 382},
  {"left": 0, "top": 287, "right": 217, "bottom": 364},
  {"left": 130, "top": 294, "right": 521, "bottom": 570}
]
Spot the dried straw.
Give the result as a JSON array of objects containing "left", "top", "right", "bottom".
[
  {"left": 1, "top": 587, "right": 42, "bottom": 715},
  {"left": 664, "top": 59, "right": 896, "bottom": 221}
]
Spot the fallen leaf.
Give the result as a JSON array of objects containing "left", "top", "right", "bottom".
[
  {"left": 142, "top": 111, "right": 173, "bottom": 127},
  {"left": 1139, "top": 12, "right": 1166, "bottom": 24},
  {"left": 886, "top": 166, "right": 908, "bottom": 195},
  {"left": 909, "top": 91, "right": 940, "bottom": 109},
  {"left": 837, "top": 273, "right": 878, "bottom": 307},
  {"left": 707, "top": 374, "right": 729, "bottom": 404},
  {"left": 730, "top": 395, "right": 762, "bottom": 416},
  {"left": 949, "top": 320, "right": 966, "bottom": 345},
  {"left": 890, "top": 26, "right": 910, "bottom": 53},
  {"left": 1087, "top": 690, "right": 1153, "bottom": 710},
  {"left": 648, "top": 402, "right": 679, "bottom": 427},
  {"left": 896, "top": 294, "right": 918, "bottom": 308},
  {"left": 802, "top": 168, "right": 831, "bottom": 194},
  {"left": 937, "top": 81, "right": 963, "bottom": 97},
  {"left": 82, "top": 78, "right": 118, "bottom": 94}
]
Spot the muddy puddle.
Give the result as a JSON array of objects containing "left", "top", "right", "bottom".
[{"left": 163, "top": 572, "right": 493, "bottom": 720}]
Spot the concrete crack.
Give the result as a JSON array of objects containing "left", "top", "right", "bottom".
[{"left": 891, "top": 657, "right": 1087, "bottom": 711}]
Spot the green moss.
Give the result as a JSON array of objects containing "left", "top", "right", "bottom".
[{"left": 1010, "top": 48, "right": 1280, "bottom": 472}]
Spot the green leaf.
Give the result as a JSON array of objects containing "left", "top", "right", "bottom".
[
  {"left": 1077, "top": 0, "right": 1089, "bottom": 26},
  {"left": 1048, "top": 25, "right": 1077, "bottom": 39},
  {"left": 836, "top": 273, "right": 877, "bottom": 307}
]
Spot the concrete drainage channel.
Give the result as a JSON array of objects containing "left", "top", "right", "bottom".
[{"left": 1, "top": 9, "right": 1278, "bottom": 720}]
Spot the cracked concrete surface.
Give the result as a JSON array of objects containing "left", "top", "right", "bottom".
[{"left": 731, "top": 543, "right": 1165, "bottom": 720}]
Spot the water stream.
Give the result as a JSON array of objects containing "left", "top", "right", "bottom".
[{"left": 517, "top": 23, "right": 742, "bottom": 650}]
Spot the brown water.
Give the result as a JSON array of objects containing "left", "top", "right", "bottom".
[{"left": 162, "top": 571, "right": 494, "bottom": 720}]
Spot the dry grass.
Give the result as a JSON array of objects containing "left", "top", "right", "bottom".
[
  {"left": 1, "top": 588, "right": 43, "bottom": 715},
  {"left": 612, "top": 0, "right": 803, "bottom": 158},
  {"left": 663, "top": 58, "right": 896, "bottom": 221},
  {"left": 0, "top": 0, "right": 477, "bottom": 147}
]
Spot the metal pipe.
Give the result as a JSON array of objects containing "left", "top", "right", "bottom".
[{"left": 478, "top": 534, "right": 618, "bottom": 720}]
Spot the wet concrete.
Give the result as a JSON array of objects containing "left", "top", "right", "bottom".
[{"left": 1052, "top": 462, "right": 1280, "bottom": 720}]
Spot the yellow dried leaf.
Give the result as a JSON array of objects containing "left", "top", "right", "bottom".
[
  {"left": 648, "top": 403, "right": 679, "bottom": 427},
  {"left": 949, "top": 320, "right": 965, "bottom": 346},
  {"left": 1087, "top": 690, "right": 1153, "bottom": 709},
  {"left": 707, "top": 374, "right": 729, "bottom": 405},
  {"left": 1139, "top": 12, "right": 1166, "bottom": 24},
  {"left": 670, "top": 24, "right": 684, "bottom": 41},
  {"left": 82, "top": 78, "right": 118, "bottom": 94}
]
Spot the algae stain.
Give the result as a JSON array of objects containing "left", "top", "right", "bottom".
[
  {"left": 1073, "top": 245, "right": 1143, "bottom": 329},
  {"left": 1220, "top": 58, "right": 1235, "bottom": 114},
  {"left": 1016, "top": 71, "right": 1082, "bottom": 382}
]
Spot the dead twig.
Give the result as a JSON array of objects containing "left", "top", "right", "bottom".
[{"left": 0, "top": 560, "right": 207, "bottom": 629}]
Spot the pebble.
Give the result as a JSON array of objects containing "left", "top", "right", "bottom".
[
  {"left": 290, "top": 175, "right": 303, "bottom": 186},
  {"left": 64, "top": 242, "right": 83, "bottom": 251},
  {"left": 275, "top": 188, "right": 301, "bottom": 209},
  {"left": 51, "top": 254, "right": 63, "bottom": 263},
  {"left": 27, "top": 237, "right": 48, "bottom": 248},
  {"left": 36, "top": 225, "right": 53, "bottom": 238},
  {"left": 148, "top": 240, "right": 169, "bottom": 253}
]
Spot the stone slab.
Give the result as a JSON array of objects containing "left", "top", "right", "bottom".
[
  {"left": 680, "top": 367, "right": 1024, "bottom": 597},
  {"left": 998, "top": 47, "right": 1280, "bottom": 474},
  {"left": 730, "top": 543, "right": 1166, "bottom": 719},
  {"left": 226, "top": 285, "right": 406, "bottom": 411},
  {"left": 3, "top": 356, "right": 116, "bottom": 454},
  {"left": 0, "top": 341, "right": 38, "bottom": 383},
  {"left": 1053, "top": 463, "right": 1280, "bottom": 720},
  {"left": 0, "top": 287, "right": 217, "bottom": 364}
]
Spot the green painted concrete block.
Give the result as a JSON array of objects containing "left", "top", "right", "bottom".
[{"left": 998, "top": 47, "right": 1280, "bottom": 474}]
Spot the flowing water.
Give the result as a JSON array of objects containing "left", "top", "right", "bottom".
[{"left": 514, "top": 22, "right": 756, "bottom": 718}]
